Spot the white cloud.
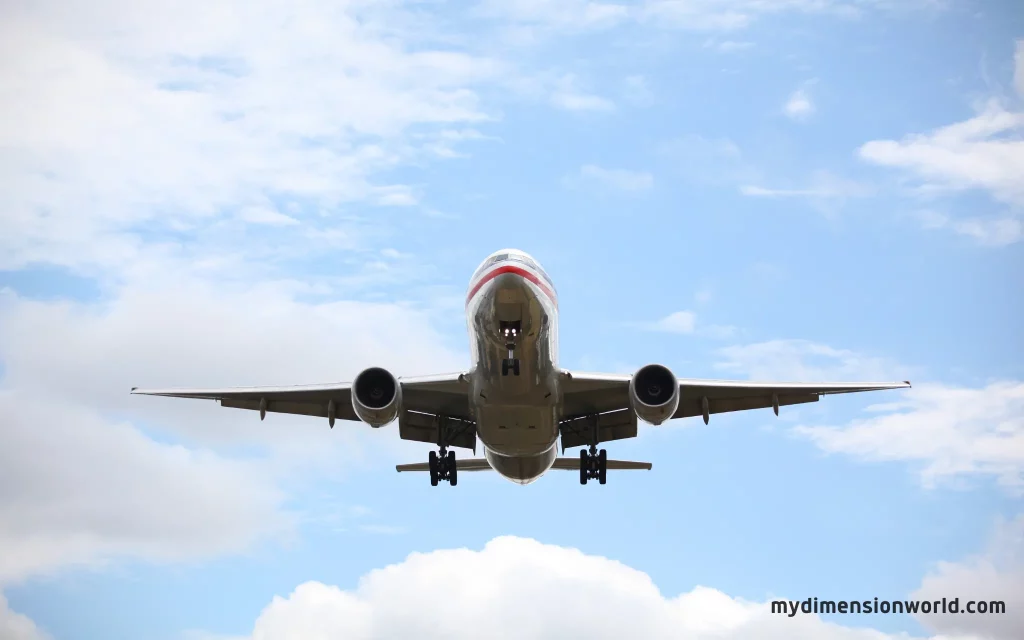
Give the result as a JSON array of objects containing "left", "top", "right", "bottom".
[
  {"left": 740, "top": 177, "right": 870, "bottom": 199},
  {"left": 226, "top": 535, "right": 994, "bottom": 640},
  {"left": 1015, "top": 40, "right": 1024, "bottom": 99},
  {"left": 477, "top": 0, "right": 630, "bottom": 31},
  {"left": 784, "top": 88, "right": 815, "bottom": 120},
  {"left": 576, "top": 164, "right": 654, "bottom": 191},
  {"left": 740, "top": 170, "right": 874, "bottom": 215},
  {"left": 857, "top": 41, "right": 1024, "bottom": 205},
  {"left": 716, "top": 340, "right": 1023, "bottom": 493},
  {"left": 857, "top": 41, "right": 1024, "bottom": 244},
  {"left": 913, "top": 210, "right": 1023, "bottom": 247},
  {"left": 0, "top": 0, "right": 501, "bottom": 273},
  {"left": 715, "top": 339, "right": 909, "bottom": 383},
  {"left": 859, "top": 99, "right": 1024, "bottom": 207},
  {"left": 648, "top": 311, "right": 698, "bottom": 333},
  {"left": 0, "top": 595, "right": 49, "bottom": 640},
  {"left": 794, "top": 381, "right": 1024, "bottom": 493},
  {"left": 705, "top": 39, "right": 755, "bottom": 52},
  {"left": 0, "top": 388, "right": 291, "bottom": 584},
  {"left": 639, "top": 0, "right": 893, "bottom": 32},
  {"left": 913, "top": 514, "right": 1024, "bottom": 640},
  {"left": 237, "top": 206, "right": 300, "bottom": 226},
  {"left": 0, "top": 278, "right": 466, "bottom": 585},
  {"left": 482, "top": 0, "right": 939, "bottom": 36},
  {"left": 550, "top": 75, "right": 616, "bottom": 112},
  {"left": 0, "top": 283, "right": 464, "bottom": 450}
]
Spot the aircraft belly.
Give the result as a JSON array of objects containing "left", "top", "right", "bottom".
[
  {"left": 475, "top": 405, "right": 557, "bottom": 455},
  {"left": 485, "top": 445, "right": 557, "bottom": 485}
]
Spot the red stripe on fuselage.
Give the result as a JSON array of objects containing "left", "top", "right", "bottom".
[{"left": 466, "top": 265, "right": 557, "bottom": 308}]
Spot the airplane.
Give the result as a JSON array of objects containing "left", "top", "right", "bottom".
[{"left": 132, "top": 248, "right": 911, "bottom": 487}]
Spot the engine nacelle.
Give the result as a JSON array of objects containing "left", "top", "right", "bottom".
[
  {"left": 629, "top": 364, "right": 680, "bottom": 426},
  {"left": 351, "top": 367, "right": 402, "bottom": 427}
]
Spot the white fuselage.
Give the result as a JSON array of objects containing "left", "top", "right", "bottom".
[{"left": 465, "top": 251, "right": 561, "bottom": 484}]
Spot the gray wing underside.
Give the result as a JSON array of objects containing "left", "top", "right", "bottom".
[
  {"left": 132, "top": 370, "right": 910, "bottom": 453},
  {"left": 558, "top": 371, "right": 910, "bottom": 449},
  {"left": 131, "top": 372, "right": 477, "bottom": 449}
]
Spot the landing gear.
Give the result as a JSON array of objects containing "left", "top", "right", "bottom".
[
  {"left": 579, "top": 445, "right": 607, "bottom": 485},
  {"left": 578, "top": 414, "right": 607, "bottom": 485},
  {"left": 428, "top": 416, "right": 461, "bottom": 486},
  {"left": 428, "top": 447, "right": 458, "bottom": 486},
  {"left": 500, "top": 321, "right": 521, "bottom": 376}
]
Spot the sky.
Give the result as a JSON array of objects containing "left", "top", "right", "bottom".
[{"left": 0, "top": 0, "right": 1022, "bottom": 638}]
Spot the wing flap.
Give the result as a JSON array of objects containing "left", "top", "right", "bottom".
[
  {"left": 559, "top": 408, "right": 638, "bottom": 450},
  {"left": 398, "top": 410, "right": 477, "bottom": 451}
]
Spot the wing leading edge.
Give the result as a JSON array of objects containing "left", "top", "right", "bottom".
[
  {"left": 131, "top": 372, "right": 474, "bottom": 447},
  {"left": 560, "top": 370, "right": 909, "bottom": 446}
]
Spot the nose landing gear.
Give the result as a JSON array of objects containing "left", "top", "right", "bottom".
[{"left": 500, "top": 321, "right": 521, "bottom": 376}]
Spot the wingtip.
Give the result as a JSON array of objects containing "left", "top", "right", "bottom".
[
  {"left": 130, "top": 387, "right": 138, "bottom": 393},
  {"left": 904, "top": 380, "right": 912, "bottom": 388}
]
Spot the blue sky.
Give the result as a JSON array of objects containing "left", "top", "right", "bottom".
[{"left": 0, "top": 1, "right": 1021, "bottom": 639}]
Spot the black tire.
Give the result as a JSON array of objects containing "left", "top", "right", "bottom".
[
  {"left": 579, "top": 449, "right": 588, "bottom": 485},
  {"left": 501, "top": 360, "right": 509, "bottom": 376},
  {"left": 429, "top": 451, "right": 439, "bottom": 487},
  {"left": 598, "top": 449, "right": 607, "bottom": 485},
  {"left": 447, "top": 450, "right": 457, "bottom": 486},
  {"left": 513, "top": 360, "right": 521, "bottom": 376}
]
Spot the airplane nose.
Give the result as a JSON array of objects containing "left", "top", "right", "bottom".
[{"left": 492, "top": 272, "right": 532, "bottom": 304}]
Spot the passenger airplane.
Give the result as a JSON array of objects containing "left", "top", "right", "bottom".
[{"left": 132, "top": 248, "right": 910, "bottom": 486}]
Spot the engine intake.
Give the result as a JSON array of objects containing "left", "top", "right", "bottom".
[
  {"left": 629, "top": 364, "right": 679, "bottom": 425},
  {"left": 352, "top": 367, "right": 402, "bottom": 427}
]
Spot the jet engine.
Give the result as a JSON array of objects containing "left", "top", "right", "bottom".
[
  {"left": 351, "top": 367, "right": 402, "bottom": 427},
  {"left": 629, "top": 364, "right": 680, "bottom": 425}
]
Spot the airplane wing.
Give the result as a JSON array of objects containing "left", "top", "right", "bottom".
[
  {"left": 559, "top": 371, "right": 910, "bottom": 449},
  {"left": 131, "top": 372, "right": 476, "bottom": 447}
]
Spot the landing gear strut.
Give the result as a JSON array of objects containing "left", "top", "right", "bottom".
[
  {"left": 579, "top": 414, "right": 607, "bottom": 485},
  {"left": 428, "top": 416, "right": 459, "bottom": 487},
  {"left": 500, "top": 321, "right": 521, "bottom": 376}
]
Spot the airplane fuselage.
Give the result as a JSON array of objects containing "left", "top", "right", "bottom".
[{"left": 465, "top": 251, "right": 560, "bottom": 484}]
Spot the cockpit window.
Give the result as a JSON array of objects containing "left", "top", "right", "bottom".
[
  {"left": 508, "top": 254, "right": 552, "bottom": 284},
  {"left": 472, "top": 254, "right": 508, "bottom": 280}
]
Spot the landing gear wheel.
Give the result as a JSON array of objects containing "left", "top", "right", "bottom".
[
  {"left": 428, "top": 450, "right": 439, "bottom": 487},
  {"left": 501, "top": 358, "right": 521, "bottom": 377},
  {"left": 447, "top": 450, "right": 458, "bottom": 486},
  {"left": 579, "top": 449, "right": 588, "bottom": 485},
  {"left": 598, "top": 449, "right": 607, "bottom": 485}
]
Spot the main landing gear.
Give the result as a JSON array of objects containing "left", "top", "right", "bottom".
[
  {"left": 500, "top": 321, "right": 520, "bottom": 377},
  {"left": 578, "top": 414, "right": 606, "bottom": 485},
  {"left": 579, "top": 444, "right": 607, "bottom": 485},
  {"left": 428, "top": 448, "right": 457, "bottom": 486},
  {"left": 428, "top": 415, "right": 465, "bottom": 487}
]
